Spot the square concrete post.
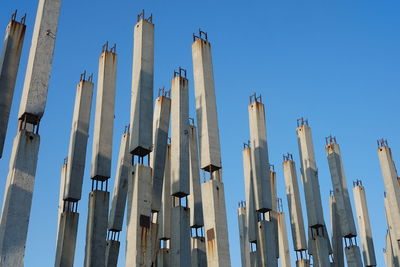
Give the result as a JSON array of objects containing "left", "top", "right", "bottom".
[
  {"left": 326, "top": 139, "right": 357, "bottom": 237},
  {"left": 126, "top": 164, "right": 153, "bottom": 267},
  {"left": 282, "top": 155, "right": 307, "bottom": 252},
  {"left": 353, "top": 181, "right": 376, "bottom": 266},
  {"left": 277, "top": 212, "right": 292, "bottom": 267},
  {"left": 345, "top": 245, "right": 363, "bottom": 267},
  {"left": 55, "top": 211, "right": 79, "bottom": 267},
  {"left": 18, "top": 0, "right": 62, "bottom": 121},
  {"left": 191, "top": 236, "right": 207, "bottom": 267},
  {"left": 90, "top": 47, "right": 117, "bottom": 181},
  {"left": 243, "top": 147, "right": 257, "bottom": 243},
  {"left": 157, "top": 249, "right": 171, "bottom": 267},
  {"left": 384, "top": 194, "right": 400, "bottom": 266},
  {"left": 63, "top": 77, "right": 94, "bottom": 201},
  {"left": 151, "top": 96, "right": 171, "bottom": 212},
  {"left": 84, "top": 190, "right": 109, "bottom": 267},
  {"left": 0, "top": 130, "right": 39, "bottom": 267},
  {"left": 257, "top": 220, "right": 278, "bottom": 266},
  {"left": 296, "top": 259, "right": 310, "bottom": 267},
  {"left": 330, "top": 194, "right": 344, "bottom": 267},
  {"left": 238, "top": 204, "right": 250, "bottom": 267},
  {"left": 129, "top": 14, "right": 154, "bottom": 156},
  {"left": 159, "top": 145, "right": 172, "bottom": 240},
  {"left": 57, "top": 162, "right": 68, "bottom": 229},
  {"left": 105, "top": 240, "right": 120, "bottom": 267},
  {"left": 0, "top": 13, "right": 26, "bottom": 157},
  {"left": 170, "top": 206, "right": 191, "bottom": 266},
  {"left": 385, "top": 231, "right": 397, "bottom": 267}
]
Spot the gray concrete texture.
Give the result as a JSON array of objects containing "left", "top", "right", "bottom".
[
  {"left": 330, "top": 194, "right": 344, "bottom": 267},
  {"left": 384, "top": 195, "right": 400, "bottom": 266},
  {"left": 90, "top": 50, "right": 117, "bottom": 181},
  {"left": 170, "top": 75, "right": 190, "bottom": 197},
  {"left": 63, "top": 79, "right": 94, "bottom": 201},
  {"left": 0, "top": 130, "right": 40, "bottom": 267},
  {"left": 296, "top": 124, "right": 325, "bottom": 227},
  {"left": 0, "top": 18, "right": 26, "bottom": 157},
  {"left": 201, "top": 179, "right": 231, "bottom": 267},
  {"left": 257, "top": 220, "right": 278, "bottom": 267},
  {"left": 309, "top": 233, "right": 332, "bottom": 267},
  {"left": 159, "top": 144, "right": 171, "bottom": 239},
  {"left": 345, "top": 245, "right": 363, "bottom": 267},
  {"left": 282, "top": 158, "right": 307, "bottom": 251},
  {"left": 353, "top": 184, "right": 376, "bottom": 266},
  {"left": 84, "top": 190, "right": 109, "bottom": 267},
  {"left": 326, "top": 141, "right": 357, "bottom": 237},
  {"left": 105, "top": 240, "right": 120, "bottom": 267},
  {"left": 129, "top": 18, "right": 154, "bottom": 156},
  {"left": 277, "top": 212, "right": 292, "bottom": 267},
  {"left": 57, "top": 163, "right": 68, "bottom": 229},
  {"left": 18, "top": 0, "right": 62, "bottom": 121},
  {"left": 238, "top": 206, "right": 250, "bottom": 267},
  {"left": 191, "top": 236, "right": 207, "bottom": 267},
  {"left": 157, "top": 249, "right": 171, "bottom": 267},
  {"left": 295, "top": 259, "right": 310, "bottom": 267},
  {"left": 248, "top": 100, "right": 272, "bottom": 212},
  {"left": 151, "top": 96, "right": 171, "bottom": 212},
  {"left": 108, "top": 132, "right": 130, "bottom": 231},
  {"left": 188, "top": 125, "right": 204, "bottom": 227},
  {"left": 126, "top": 164, "right": 152, "bottom": 267},
  {"left": 191, "top": 38, "right": 221, "bottom": 172},
  {"left": 242, "top": 147, "right": 257, "bottom": 243},
  {"left": 170, "top": 206, "right": 191, "bottom": 266},
  {"left": 54, "top": 211, "right": 79, "bottom": 267}
]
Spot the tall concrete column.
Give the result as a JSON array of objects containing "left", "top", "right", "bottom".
[
  {"left": 0, "top": 11, "right": 26, "bottom": 157},
  {"left": 329, "top": 193, "right": 344, "bottom": 267},
  {"left": 296, "top": 118, "right": 331, "bottom": 266},
  {"left": 384, "top": 193, "right": 400, "bottom": 266},
  {"left": 282, "top": 154, "right": 309, "bottom": 265},
  {"left": 84, "top": 43, "right": 117, "bottom": 267},
  {"left": 243, "top": 146, "right": 257, "bottom": 244},
  {"left": 377, "top": 139, "right": 400, "bottom": 256},
  {"left": 325, "top": 137, "right": 362, "bottom": 266},
  {"left": 0, "top": 0, "right": 62, "bottom": 266},
  {"left": 247, "top": 94, "right": 277, "bottom": 267},
  {"left": 192, "top": 30, "right": 230, "bottom": 267},
  {"left": 353, "top": 180, "right": 376, "bottom": 266},
  {"left": 385, "top": 231, "right": 396, "bottom": 267},
  {"left": 277, "top": 210, "right": 292, "bottom": 267},
  {"left": 238, "top": 202, "right": 250, "bottom": 267}
]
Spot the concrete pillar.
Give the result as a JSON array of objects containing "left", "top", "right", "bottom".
[
  {"left": 191, "top": 236, "right": 207, "bottom": 267},
  {"left": 0, "top": 12, "right": 26, "bottom": 157},
  {"left": 126, "top": 164, "right": 152, "bottom": 267},
  {"left": 243, "top": 147, "right": 256, "bottom": 243},
  {"left": 63, "top": 76, "right": 94, "bottom": 201},
  {"left": 330, "top": 194, "right": 344, "bottom": 267},
  {"left": 250, "top": 251, "right": 258, "bottom": 267},
  {"left": 170, "top": 206, "right": 191, "bottom": 266},
  {"left": 377, "top": 140, "right": 400, "bottom": 247},
  {"left": 296, "top": 259, "right": 310, "bottom": 267},
  {"left": 0, "top": 130, "right": 40, "bottom": 267},
  {"left": 282, "top": 154, "right": 307, "bottom": 252},
  {"left": 90, "top": 46, "right": 117, "bottom": 181},
  {"left": 202, "top": 178, "right": 231, "bottom": 266},
  {"left": 277, "top": 212, "right": 292, "bottom": 267},
  {"left": 105, "top": 240, "right": 120, "bottom": 267},
  {"left": 18, "top": 0, "right": 62, "bottom": 121},
  {"left": 55, "top": 211, "right": 79, "bottom": 267},
  {"left": 296, "top": 118, "right": 331, "bottom": 264},
  {"left": 385, "top": 231, "right": 397, "bottom": 267},
  {"left": 84, "top": 190, "right": 109, "bottom": 267},
  {"left": 326, "top": 138, "right": 357, "bottom": 236},
  {"left": 353, "top": 181, "right": 377, "bottom": 266},
  {"left": 238, "top": 204, "right": 250, "bottom": 267},
  {"left": 157, "top": 249, "right": 171, "bottom": 267},
  {"left": 57, "top": 162, "right": 68, "bottom": 230},
  {"left": 257, "top": 220, "right": 278, "bottom": 266},
  {"left": 191, "top": 31, "right": 221, "bottom": 172},
  {"left": 270, "top": 168, "right": 279, "bottom": 258},
  {"left": 384, "top": 194, "right": 400, "bottom": 266},
  {"left": 345, "top": 245, "right": 363, "bottom": 267},
  {"left": 151, "top": 95, "right": 171, "bottom": 212},
  {"left": 129, "top": 13, "right": 154, "bottom": 156}
]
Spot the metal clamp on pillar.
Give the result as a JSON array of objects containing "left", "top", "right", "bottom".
[
  {"left": 137, "top": 9, "right": 152, "bottom": 23},
  {"left": 192, "top": 29, "right": 208, "bottom": 42}
]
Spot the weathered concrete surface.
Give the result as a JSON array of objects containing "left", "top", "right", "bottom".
[
  {"left": 202, "top": 178, "right": 231, "bottom": 267},
  {"left": 151, "top": 96, "right": 171, "bottom": 212},
  {"left": 378, "top": 144, "right": 400, "bottom": 244},
  {"left": 57, "top": 162, "right": 68, "bottom": 230},
  {"left": 282, "top": 157, "right": 307, "bottom": 251},
  {"left": 108, "top": 132, "right": 130, "bottom": 231},
  {"left": 129, "top": 17, "right": 154, "bottom": 156},
  {"left": 170, "top": 206, "right": 191, "bottom": 266},
  {"left": 54, "top": 211, "right": 79, "bottom": 267},
  {"left": 91, "top": 50, "right": 117, "bottom": 181},
  {"left": 270, "top": 170, "right": 279, "bottom": 258},
  {"left": 310, "top": 233, "right": 332, "bottom": 267},
  {"left": 384, "top": 194, "right": 400, "bottom": 267},
  {"left": 191, "top": 38, "right": 221, "bottom": 171},
  {"left": 385, "top": 231, "right": 397, "bottom": 267},
  {"left": 105, "top": 240, "right": 120, "bottom": 267},
  {"left": 0, "top": 17, "right": 26, "bottom": 157},
  {"left": 126, "top": 164, "right": 152, "bottom": 267},
  {"left": 159, "top": 145, "right": 171, "bottom": 240},
  {"left": 329, "top": 195, "right": 344, "bottom": 267},
  {"left": 295, "top": 259, "right": 310, "bottom": 267},
  {"left": 191, "top": 236, "right": 207, "bottom": 267},
  {"left": 18, "top": 0, "right": 62, "bottom": 120},
  {"left": 250, "top": 251, "right": 258, "bottom": 267},
  {"left": 150, "top": 222, "right": 159, "bottom": 265},
  {"left": 326, "top": 141, "right": 357, "bottom": 237},
  {"left": 238, "top": 206, "right": 250, "bottom": 267},
  {"left": 353, "top": 183, "right": 376, "bottom": 266},
  {"left": 84, "top": 190, "right": 109, "bottom": 267},
  {"left": 248, "top": 100, "right": 272, "bottom": 211},
  {"left": 345, "top": 245, "right": 363, "bottom": 267},
  {"left": 170, "top": 75, "right": 190, "bottom": 197},
  {"left": 257, "top": 220, "right": 278, "bottom": 266},
  {"left": 157, "top": 248, "right": 171, "bottom": 267},
  {"left": 63, "top": 79, "right": 94, "bottom": 201},
  {"left": 278, "top": 212, "right": 291, "bottom": 267},
  {"left": 0, "top": 130, "right": 40, "bottom": 267},
  {"left": 189, "top": 125, "right": 204, "bottom": 227},
  {"left": 242, "top": 147, "right": 256, "bottom": 243}
]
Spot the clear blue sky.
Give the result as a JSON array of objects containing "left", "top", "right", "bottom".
[{"left": 1, "top": 0, "right": 399, "bottom": 266}]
